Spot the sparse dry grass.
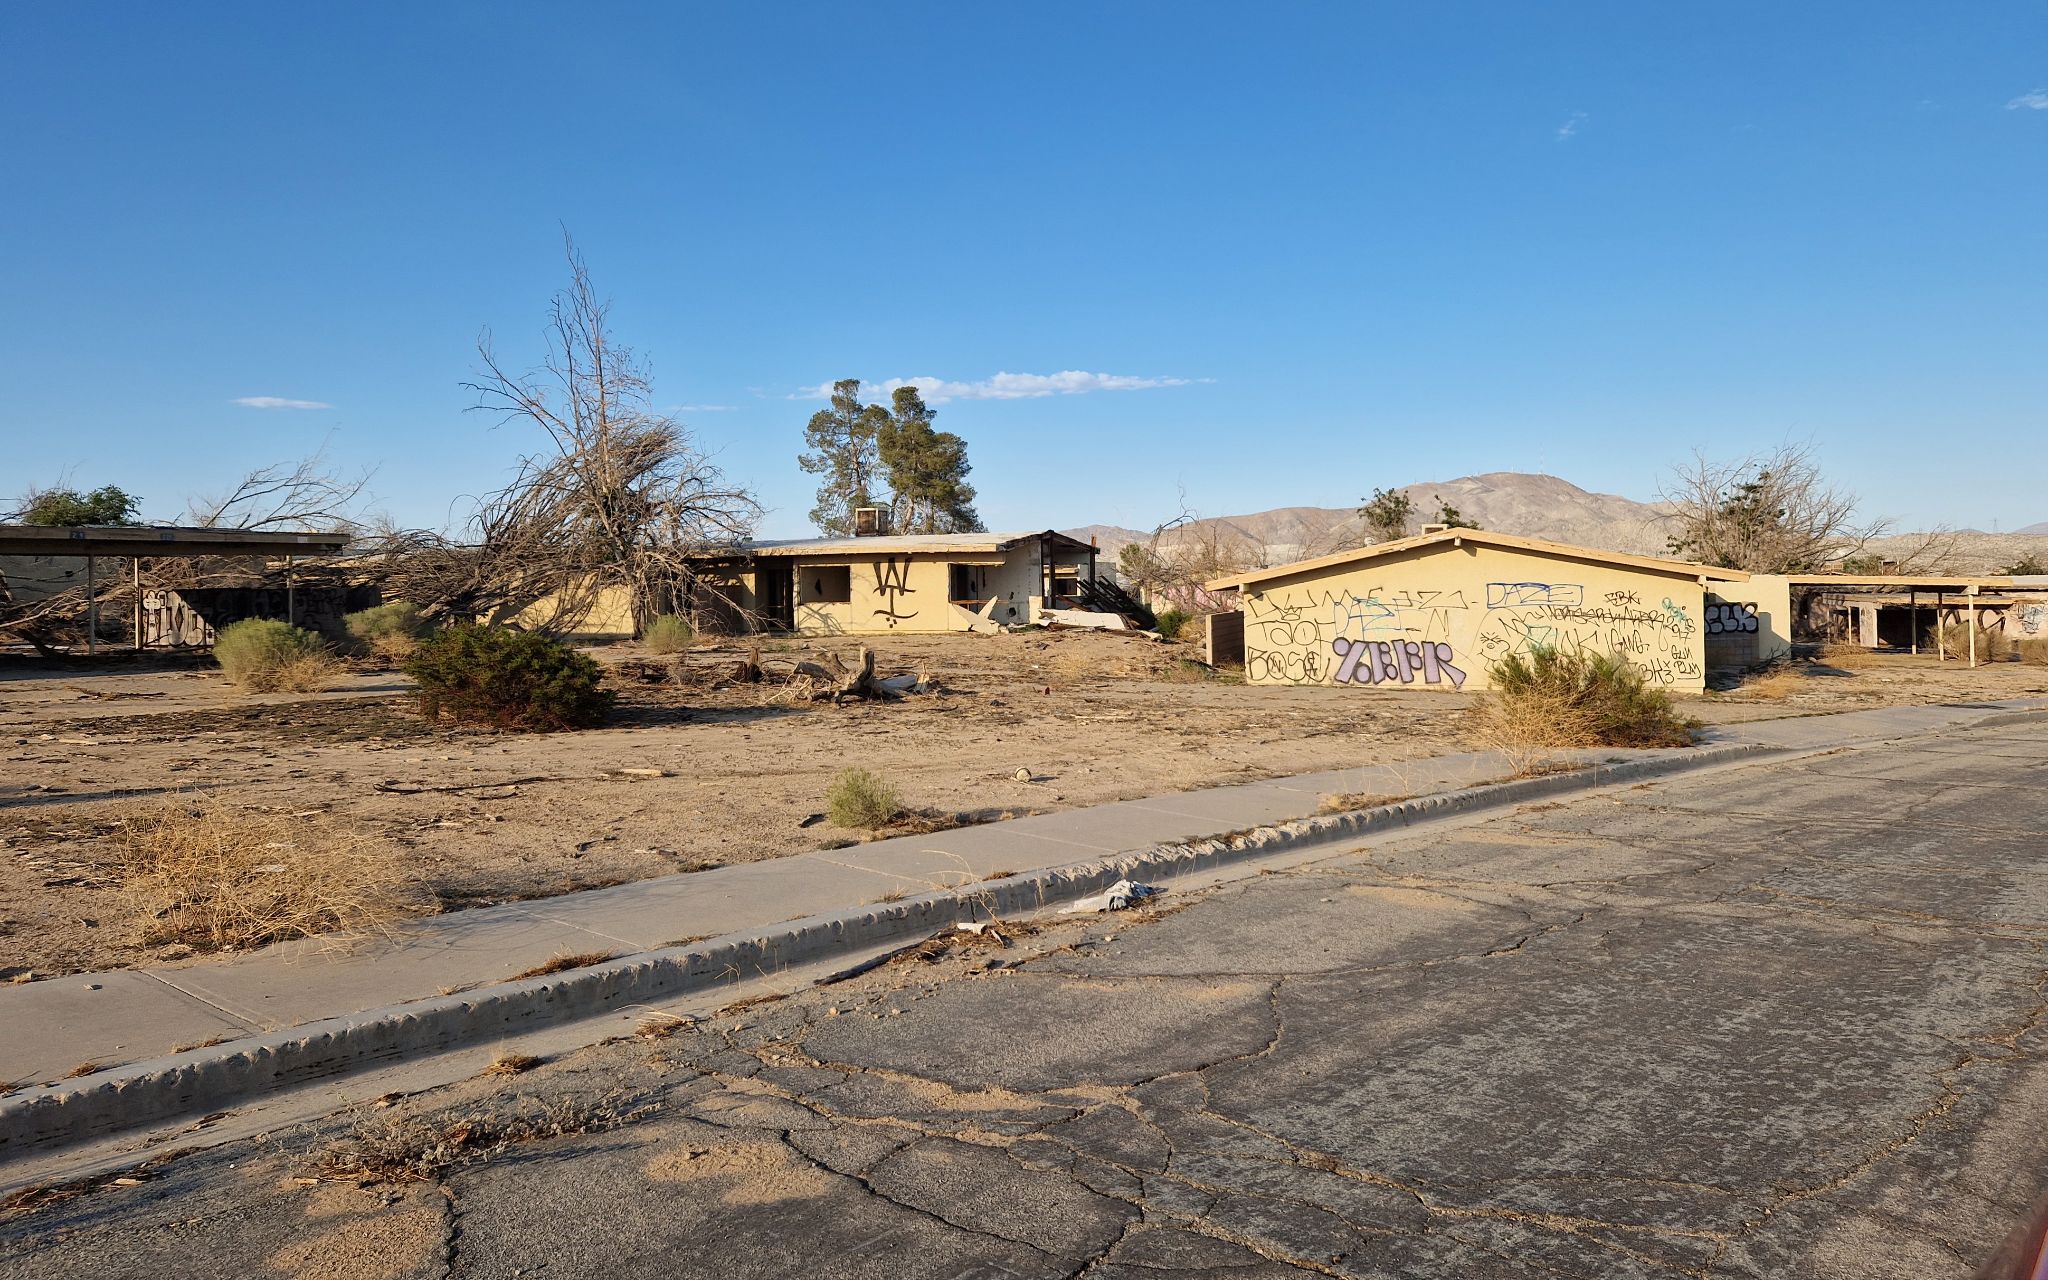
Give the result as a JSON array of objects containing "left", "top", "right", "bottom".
[
  {"left": 313, "top": 1093, "right": 653, "bottom": 1185},
  {"left": 1820, "top": 641, "right": 1878, "bottom": 670},
  {"left": 1317, "top": 792, "right": 1413, "bottom": 814},
  {"left": 1933, "top": 621, "right": 2010, "bottom": 663},
  {"left": 169, "top": 1035, "right": 230, "bottom": 1054},
  {"left": 113, "top": 798, "right": 434, "bottom": 953},
  {"left": 482, "top": 1053, "right": 543, "bottom": 1076},
  {"left": 271, "top": 651, "right": 345, "bottom": 692},
  {"left": 1738, "top": 667, "right": 1808, "bottom": 700},
  {"left": 634, "top": 1012, "right": 695, "bottom": 1040},
  {"left": 504, "top": 951, "right": 616, "bottom": 982}
]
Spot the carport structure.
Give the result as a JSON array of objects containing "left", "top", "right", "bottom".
[
  {"left": 1788, "top": 573, "right": 2039, "bottom": 666},
  {"left": 0, "top": 524, "right": 351, "bottom": 654}
]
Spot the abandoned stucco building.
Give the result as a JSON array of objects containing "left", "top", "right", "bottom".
[
  {"left": 686, "top": 527, "right": 1102, "bottom": 635},
  {"left": 0, "top": 524, "right": 356, "bottom": 651},
  {"left": 1207, "top": 528, "right": 1793, "bottom": 693},
  {"left": 1797, "top": 577, "right": 2048, "bottom": 650}
]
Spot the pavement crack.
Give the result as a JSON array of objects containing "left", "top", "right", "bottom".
[{"left": 435, "top": 1184, "right": 461, "bottom": 1280}]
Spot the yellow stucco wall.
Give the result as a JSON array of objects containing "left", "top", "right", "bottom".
[
  {"left": 790, "top": 551, "right": 1038, "bottom": 634},
  {"left": 1704, "top": 575, "right": 1793, "bottom": 666},
  {"left": 1238, "top": 543, "right": 1710, "bottom": 692},
  {"left": 511, "top": 582, "right": 637, "bottom": 638}
]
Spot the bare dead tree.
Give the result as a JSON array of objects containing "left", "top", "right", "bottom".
[
  {"left": 380, "top": 237, "right": 759, "bottom": 632},
  {"left": 1660, "top": 444, "right": 1889, "bottom": 573},
  {"left": 186, "top": 444, "right": 371, "bottom": 534},
  {"left": 1, "top": 451, "right": 378, "bottom": 652},
  {"left": 1116, "top": 488, "right": 1268, "bottom": 608}
]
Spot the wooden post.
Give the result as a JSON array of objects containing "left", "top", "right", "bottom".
[
  {"left": 133, "top": 556, "right": 142, "bottom": 651},
  {"left": 1935, "top": 591, "right": 1945, "bottom": 661},
  {"left": 1908, "top": 588, "right": 1916, "bottom": 654},
  {"left": 1968, "top": 587, "right": 1978, "bottom": 668},
  {"left": 286, "top": 555, "right": 296, "bottom": 627},
  {"left": 86, "top": 555, "right": 97, "bottom": 655}
]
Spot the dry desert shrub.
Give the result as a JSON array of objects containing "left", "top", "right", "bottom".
[
  {"left": 1932, "top": 620, "right": 2010, "bottom": 662},
  {"left": 2017, "top": 637, "right": 2048, "bottom": 666},
  {"left": 114, "top": 799, "right": 434, "bottom": 952},
  {"left": 826, "top": 767, "right": 903, "bottom": 829},
  {"left": 1738, "top": 666, "right": 1807, "bottom": 699},
  {"left": 1472, "top": 649, "right": 1698, "bottom": 753},
  {"left": 212, "top": 619, "right": 342, "bottom": 692},
  {"left": 1819, "top": 640, "right": 1878, "bottom": 670},
  {"left": 641, "top": 614, "right": 694, "bottom": 654},
  {"left": 343, "top": 601, "right": 428, "bottom": 661}
]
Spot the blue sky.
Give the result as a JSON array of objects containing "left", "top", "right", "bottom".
[{"left": 3, "top": 3, "right": 2043, "bottom": 537}]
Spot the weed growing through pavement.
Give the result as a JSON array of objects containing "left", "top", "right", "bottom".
[
  {"left": 504, "top": 951, "right": 617, "bottom": 982},
  {"left": 312, "top": 1092, "right": 657, "bottom": 1185}
]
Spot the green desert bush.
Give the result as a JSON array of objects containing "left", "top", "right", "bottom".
[
  {"left": 1153, "top": 607, "right": 1191, "bottom": 641},
  {"left": 1475, "top": 648, "right": 1699, "bottom": 750},
  {"left": 825, "top": 767, "right": 903, "bottom": 830},
  {"left": 641, "top": 614, "right": 694, "bottom": 654},
  {"left": 344, "top": 601, "right": 428, "bottom": 660},
  {"left": 404, "top": 623, "right": 614, "bottom": 731},
  {"left": 212, "top": 619, "right": 339, "bottom": 692}
]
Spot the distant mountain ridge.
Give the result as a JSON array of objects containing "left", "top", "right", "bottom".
[
  {"left": 1069, "top": 472, "right": 1674, "bottom": 565},
  {"left": 1066, "top": 471, "right": 2048, "bottom": 576}
]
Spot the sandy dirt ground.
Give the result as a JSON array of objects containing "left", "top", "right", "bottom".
[{"left": 2, "top": 631, "right": 2042, "bottom": 981}]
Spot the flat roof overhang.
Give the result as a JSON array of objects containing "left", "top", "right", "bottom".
[
  {"left": 0, "top": 525, "right": 351, "bottom": 558},
  {"left": 1785, "top": 575, "right": 2020, "bottom": 591}
]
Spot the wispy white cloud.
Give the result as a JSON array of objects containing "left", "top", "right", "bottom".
[
  {"left": 1555, "top": 110, "right": 1588, "bottom": 141},
  {"left": 668, "top": 403, "right": 739, "bottom": 413},
  {"left": 2007, "top": 88, "right": 2048, "bottom": 110},
  {"left": 789, "top": 371, "right": 1207, "bottom": 405},
  {"left": 233, "top": 396, "right": 333, "bottom": 410}
]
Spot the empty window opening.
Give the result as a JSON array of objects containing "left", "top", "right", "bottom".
[
  {"left": 806, "top": 565, "right": 852, "bottom": 604},
  {"left": 949, "top": 564, "right": 989, "bottom": 604}
]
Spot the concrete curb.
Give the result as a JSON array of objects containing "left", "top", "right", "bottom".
[{"left": 0, "top": 741, "right": 1775, "bottom": 1160}]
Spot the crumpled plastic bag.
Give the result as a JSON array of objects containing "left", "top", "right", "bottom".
[{"left": 1060, "top": 879, "right": 1161, "bottom": 914}]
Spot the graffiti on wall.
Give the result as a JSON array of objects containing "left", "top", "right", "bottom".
[
  {"left": 1243, "top": 585, "right": 1476, "bottom": 686},
  {"left": 1704, "top": 601, "right": 1758, "bottom": 635},
  {"left": 1486, "top": 582, "right": 1584, "bottom": 609},
  {"left": 1472, "top": 585, "right": 1699, "bottom": 686},
  {"left": 2018, "top": 604, "right": 2047, "bottom": 637},
  {"left": 1332, "top": 637, "right": 1466, "bottom": 689},
  {"left": 1244, "top": 575, "right": 1705, "bottom": 688},
  {"left": 871, "top": 557, "right": 918, "bottom": 628}
]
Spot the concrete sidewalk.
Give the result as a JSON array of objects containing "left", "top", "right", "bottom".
[{"left": 0, "top": 698, "right": 2038, "bottom": 1089}]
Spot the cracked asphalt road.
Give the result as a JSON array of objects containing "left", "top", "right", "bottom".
[{"left": 5, "top": 714, "right": 2046, "bottom": 1278}]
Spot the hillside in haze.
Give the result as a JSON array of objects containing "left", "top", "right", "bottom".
[
  {"left": 1070, "top": 472, "right": 1673, "bottom": 565},
  {"left": 1068, "top": 471, "right": 2048, "bottom": 575}
]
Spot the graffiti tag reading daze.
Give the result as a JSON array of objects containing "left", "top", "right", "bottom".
[{"left": 1242, "top": 576, "right": 1702, "bottom": 689}]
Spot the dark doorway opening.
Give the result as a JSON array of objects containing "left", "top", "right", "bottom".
[{"left": 759, "top": 563, "right": 794, "bottom": 630}]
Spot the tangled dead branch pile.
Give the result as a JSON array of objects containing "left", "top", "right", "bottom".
[{"left": 614, "top": 646, "right": 934, "bottom": 703}]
